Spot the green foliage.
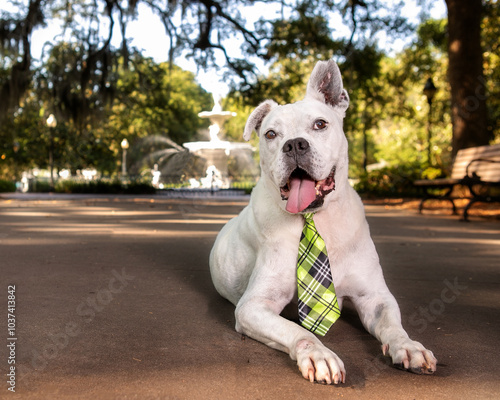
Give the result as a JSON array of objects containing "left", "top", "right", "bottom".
[
  {"left": 416, "top": 19, "right": 448, "bottom": 53},
  {"left": 230, "top": 180, "right": 256, "bottom": 193},
  {"left": 30, "top": 179, "right": 52, "bottom": 193},
  {"left": 112, "top": 56, "right": 212, "bottom": 146},
  {"left": 366, "top": 19, "right": 452, "bottom": 175},
  {"left": 0, "top": 50, "right": 211, "bottom": 178},
  {"left": 482, "top": 0, "right": 500, "bottom": 141},
  {"left": 354, "top": 165, "right": 424, "bottom": 198},
  {"left": 1, "top": 1, "right": 498, "bottom": 198},
  {"left": 234, "top": 57, "right": 314, "bottom": 106},
  {"left": 421, "top": 167, "right": 445, "bottom": 180},
  {"left": 267, "top": 4, "right": 339, "bottom": 61},
  {"left": 0, "top": 179, "right": 15, "bottom": 192},
  {"left": 221, "top": 97, "right": 253, "bottom": 140},
  {"left": 55, "top": 179, "right": 156, "bottom": 195},
  {"left": 38, "top": 41, "right": 115, "bottom": 126},
  {"left": 231, "top": 17, "right": 452, "bottom": 181},
  {"left": 346, "top": 19, "right": 452, "bottom": 177}
]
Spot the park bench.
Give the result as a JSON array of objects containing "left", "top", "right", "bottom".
[{"left": 414, "top": 143, "right": 500, "bottom": 220}]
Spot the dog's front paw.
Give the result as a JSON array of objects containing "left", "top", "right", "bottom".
[
  {"left": 382, "top": 339, "right": 437, "bottom": 374},
  {"left": 295, "top": 339, "right": 345, "bottom": 384}
]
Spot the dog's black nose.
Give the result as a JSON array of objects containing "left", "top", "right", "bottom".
[{"left": 282, "top": 138, "right": 310, "bottom": 157}]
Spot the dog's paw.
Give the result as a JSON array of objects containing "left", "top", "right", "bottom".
[
  {"left": 382, "top": 339, "right": 437, "bottom": 374},
  {"left": 295, "top": 339, "right": 345, "bottom": 384}
]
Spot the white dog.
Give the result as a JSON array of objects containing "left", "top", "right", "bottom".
[{"left": 209, "top": 60, "right": 437, "bottom": 384}]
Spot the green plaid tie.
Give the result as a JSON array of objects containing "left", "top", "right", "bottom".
[{"left": 297, "top": 213, "right": 340, "bottom": 336}]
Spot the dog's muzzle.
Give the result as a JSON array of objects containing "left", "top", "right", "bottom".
[
  {"left": 280, "top": 148, "right": 335, "bottom": 214},
  {"left": 279, "top": 138, "right": 336, "bottom": 214},
  {"left": 280, "top": 168, "right": 336, "bottom": 214}
]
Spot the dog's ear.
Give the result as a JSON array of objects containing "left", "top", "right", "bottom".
[
  {"left": 305, "top": 60, "right": 349, "bottom": 114},
  {"left": 243, "top": 100, "right": 278, "bottom": 141}
]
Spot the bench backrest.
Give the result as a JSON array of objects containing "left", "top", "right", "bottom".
[{"left": 450, "top": 143, "right": 500, "bottom": 182}]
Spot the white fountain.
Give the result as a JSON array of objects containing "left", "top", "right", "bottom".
[{"left": 183, "top": 93, "right": 256, "bottom": 189}]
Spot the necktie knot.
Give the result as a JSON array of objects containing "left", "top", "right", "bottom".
[{"left": 303, "top": 212, "right": 315, "bottom": 222}]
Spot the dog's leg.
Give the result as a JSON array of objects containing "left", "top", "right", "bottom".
[
  {"left": 234, "top": 252, "right": 346, "bottom": 384},
  {"left": 352, "top": 290, "right": 437, "bottom": 374},
  {"left": 236, "top": 297, "right": 346, "bottom": 384}
]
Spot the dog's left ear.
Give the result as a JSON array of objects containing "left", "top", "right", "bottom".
[
  {"left": 305, "top": 60, "right": 349, "bottom": 115},
  {"left": 243, "top": 100, "right": 278, "bottom": 141}
]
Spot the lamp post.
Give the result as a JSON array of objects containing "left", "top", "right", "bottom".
[
  {"left": 46, "top": 114, "right": 57, "bottom": 191},
  {"left": 121, "top": 138, "right": 129, "bottom": 178},
  {"left": 423, "top": 78, "right": 437, "bottom": 166}
]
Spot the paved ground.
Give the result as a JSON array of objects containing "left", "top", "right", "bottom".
[{"left": 0, "top": 194, "right": 499, "bottom": 399}]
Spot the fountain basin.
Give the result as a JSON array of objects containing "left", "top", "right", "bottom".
[{"left": 183, "top": 141, "right": 256, "bottom": 189}]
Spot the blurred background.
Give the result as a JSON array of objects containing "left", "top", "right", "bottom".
[{"left": 0, "top": 0, "right": 498, "bottom": 196}]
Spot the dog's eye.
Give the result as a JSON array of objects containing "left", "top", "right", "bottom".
[
  {"left": 264, "top": 130, "right": 277, "bottom": 140},
  {"left": 313, "top": 120, "right": 327, "bottom": 130}
]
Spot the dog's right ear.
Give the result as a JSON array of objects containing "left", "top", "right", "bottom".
[{"left": 243, "top": 100, "right": 278, "bottom": 141}]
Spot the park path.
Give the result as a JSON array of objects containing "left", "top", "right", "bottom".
[{"left": 0, "top": 194, "right": 499, "bottom": 399}]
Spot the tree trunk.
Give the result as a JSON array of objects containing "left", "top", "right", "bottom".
[{"left": 445, "top": 0, "right": 491, "bottom": 158}]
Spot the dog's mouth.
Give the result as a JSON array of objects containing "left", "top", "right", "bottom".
[{"left": 280, "top": 167, "right": 336, "bottom": 214}]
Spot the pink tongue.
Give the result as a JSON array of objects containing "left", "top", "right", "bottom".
[{"left": 285, "top": 176, "right": 317, "bottom": 214}]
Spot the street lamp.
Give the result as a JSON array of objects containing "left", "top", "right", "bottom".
[
  {"left": 121, "top": 138, "right": 129, "bottom": 178},
  {"left": 46, "top": 114, "right": 57, "bottom": 191},
  {"left": 423, "top": 78, "right": 437, "bottom": 165}
]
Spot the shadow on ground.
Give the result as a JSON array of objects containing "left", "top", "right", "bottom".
[{"left": 0, "top": 195, "right": 499, "bottom": 399}]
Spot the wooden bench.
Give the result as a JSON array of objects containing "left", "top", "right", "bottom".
[{"left": 414, "top": 143, "right": 500, "bottom": 220}]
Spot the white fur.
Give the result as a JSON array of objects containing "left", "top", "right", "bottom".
[{"left": 210, "top": 60, "right": 437, "bottom": 384}]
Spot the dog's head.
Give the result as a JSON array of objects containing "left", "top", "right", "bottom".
[{"left": 244, "top": 60, "right": 350, "bottom": 214}]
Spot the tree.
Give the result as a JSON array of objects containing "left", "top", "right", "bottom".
[
  {"left": 445, "top": 0, "right": 492, "bottom": 157},
  {"left": 33, "top": 40, "right": 118, "bottom": 173},
  {"left": 482, "top": 0, "right": 500, "bottom": 142},
  {"left": 3, "top": 0, "right": 497, "bottom": 183},
  {"left": 0, "top": 47, "right": 211, "bottom": 177},
  {"left": 0, "top": 0, "right": 44, "bottom": 119},
  {"left": 229, "top": 0, "right": 411, "bottom": 175},
  {"left": 144, "top": 0, "right": 264, "bottom": 82},
  {"left": 1, "top": 0, "right": 414, "bottom": 113},
  {"left": 109, "top": 55, "right": 212, "bottom": 146},
  {"left": 372, "top": 19, "right": 452, "bottom": 172},
  {"left": 227, "top": 16, "right": 453, "bottom": 177}
]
